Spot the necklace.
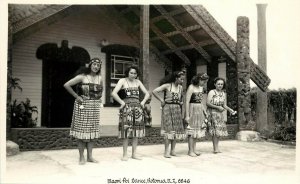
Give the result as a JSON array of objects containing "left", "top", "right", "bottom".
[
  {"left": 172, "top": 83, "right": 180, "bottom": 93},
  {"left": 195, "top": 85, "right": 203, "bottom": 92},
  {"left": 126, "top": 78, "right": 136, "bottom": 88},
  {"left": 88, "top": 74, "right": 99, "bottom": 84},
  {"left": 215, "top": 89, "right": 223, "bottom": 96}
]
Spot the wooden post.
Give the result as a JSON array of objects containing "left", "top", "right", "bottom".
[
  {"left": 139, "top": 5, "right": 150, "bottom": 89},
  {"left": 256, "top": 4, "right": 268, "bottom": 133},
  {"left": 236, "top": 17, "right": 253, "bottom": 130}
]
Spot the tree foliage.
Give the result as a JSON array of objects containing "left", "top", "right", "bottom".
[
  {"left": 268, "top": 88, "right": 296, "bottom": 124},
  {"left": 251, "top": 87, "right": 296, "bottom": 142}
]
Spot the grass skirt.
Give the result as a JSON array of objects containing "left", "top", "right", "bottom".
[
  {"left": 186, "top": 103, "right": 206, "bottom": 138},
  {"left": 161, "top": 104, "right": 186, "bottom": 140}
]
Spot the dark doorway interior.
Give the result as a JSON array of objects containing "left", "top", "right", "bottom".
[{"left": 36, "top": 40, "right": 90, "bottom": 127}]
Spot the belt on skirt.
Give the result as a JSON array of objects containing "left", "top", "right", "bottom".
[{"left": 165, "top": 102, "right": 181, "bottom": 105}]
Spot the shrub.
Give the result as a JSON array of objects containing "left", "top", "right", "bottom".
[
  {"left": 269, "top": 124, "right": 296, "bottom": 142},
  {"left": 11, "top": 98, "right": 38, "bottom": 128}
]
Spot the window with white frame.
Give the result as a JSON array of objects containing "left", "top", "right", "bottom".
[{"left": 109, "top": 54, "right": 139, "bottom": 104}]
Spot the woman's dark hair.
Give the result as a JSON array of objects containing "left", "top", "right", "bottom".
[
  {"left": 213, "top": 77, "right": 226, "bottom": 89},
  {"left": 159, "top": 71, "right": 184, "bottom": 85},
  {"left": 191, "top": 73, "right": 209, "bottom": 85},
  {"left": 74, "top": 58, "right": 102, "bottom": 76},
  {"left": 124, "top": 64, "right": 139, "bottom": 77}
]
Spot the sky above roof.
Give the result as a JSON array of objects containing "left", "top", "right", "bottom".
[{"left": 202, "top": 0, "right": 300, "bottom": 90}]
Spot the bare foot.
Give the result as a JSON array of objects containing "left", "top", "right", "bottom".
[
  {"left": 188, "top": 152, "right": 197, "bottom": 157},
  {"left": 213, "top": 150, "right": 221, "bottom": 154},
  {"left": 121, "top": 156, "right": 129, "bottom": 161},
  {"left": 79, "top": 157, "right": 86, "bottom": 165},
  {"left": 170, "top": 152, "right": 177, "bottom": 156},
  {"left": 87, "top": 158, "right": 98, "bottom": 163},
  {"left": 194, "top": 151, "right": 201, "bottom": 156},
  {"left": 132, "top": 155, "right": 142, "bottom": 160},
  {"left": 164, "top": 154, "right": 171, "bottom": 158}
]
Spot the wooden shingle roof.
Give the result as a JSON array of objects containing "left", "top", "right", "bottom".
[
  {"left": 9, "top": 4, "right": 270, "bottom": 91},
  {"left": 107, "top": 5, "right": 270, "bottom": 91}
]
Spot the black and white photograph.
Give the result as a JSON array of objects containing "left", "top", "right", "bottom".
[{"left": 0, "top": 0, "right": 299, "bottom": 183}]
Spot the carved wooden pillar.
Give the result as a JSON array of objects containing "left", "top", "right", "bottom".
[
  {"left": 237, "top": 17, "right": 252, "bottom": 130},
  {"left": 256, "top": 4, "right": 268, "bottom": 133},
  {"left": 139, "top": 5, "right": 150, "bottom": 89}
]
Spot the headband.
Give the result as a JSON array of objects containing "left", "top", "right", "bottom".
[
  {"left": 200, "top": 73, "right": 209, "bottom": 80},
  {"left": 176, "top": 71, "right": 185, "bottom": 77},
  {"left": 85, "top": 58, "right": 102, "bottom": 68}
]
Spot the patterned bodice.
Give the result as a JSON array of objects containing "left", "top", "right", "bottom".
[
  {"left": 123, "top": 87, "right": 140, "bottom": 99},
  {"left": 190, "top": 92, "right": 203, "bottom": 103},
  {"left": 164, "top": 84, "right": 182, "bottom": 104},
  {"left": 121, "top": 79, "right": 140, "bottom": 102},
  {"left": 210, "top": 90, "right": 225, "bottom": 106},
  {"left": 78, "top": 83, "right": 103, "bottom": 100}
]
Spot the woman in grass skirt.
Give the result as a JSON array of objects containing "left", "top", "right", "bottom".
[
  {"left": 64, "top": 58, "right": 103, "bottom": 165},
  {"left": 152, "top": 71, "right": 186, "bottom": 158},
  {"left": 185, "top": 73, "right": 209, "bottom": 157},
  {"left": 111, "top": 65, "right": 150, "bottom": 161},
  {"left": 206, "top": 77, "right": 236, "bottom": 153}
]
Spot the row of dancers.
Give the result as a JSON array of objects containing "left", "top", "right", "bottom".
[{"left": 64, "top": 58, "right": 236, "bottom": 164}]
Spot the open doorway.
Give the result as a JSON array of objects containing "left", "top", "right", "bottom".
[{"left": 36, "top": 40, "right": 90, "bottom": 127}]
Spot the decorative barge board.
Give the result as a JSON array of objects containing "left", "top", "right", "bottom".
[{"left": 183, "top": 5, "right": 270, "bottom": 92}]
